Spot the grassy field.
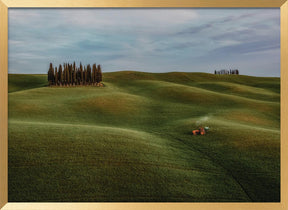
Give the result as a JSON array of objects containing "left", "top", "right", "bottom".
[{"left": 8, "top": 72, "right": 280, "bottom": 202}]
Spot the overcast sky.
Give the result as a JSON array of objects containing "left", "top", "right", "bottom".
[{"left": 8, "top": 9, "right": 280, "bottom": 77}]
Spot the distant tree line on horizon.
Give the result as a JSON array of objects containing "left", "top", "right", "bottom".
[
  {"left": 214, "top": 69, "right": 239, "bottom": 75},
  {"left": 48, "top": 62, "right": 103, "bottom": 86}
]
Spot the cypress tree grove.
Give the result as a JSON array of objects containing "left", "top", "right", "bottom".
[{"left": 47, "top": 62, "right": 103, "bottom": 87}]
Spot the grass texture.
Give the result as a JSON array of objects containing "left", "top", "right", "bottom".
[{"left": 8, "top": 72, "right": 280, "bottom": 202}]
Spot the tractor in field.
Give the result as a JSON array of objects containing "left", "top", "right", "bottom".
[{"left": 192, "top": 127, "right": 209, "bottom": 135}]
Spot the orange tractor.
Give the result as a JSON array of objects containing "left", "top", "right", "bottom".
[{"left": 192, "top": 127, "right": 209, "bottom": 135}]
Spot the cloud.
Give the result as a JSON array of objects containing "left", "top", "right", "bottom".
[
  {"left": 177, "top": 23, "right": 214, "bottom": 35},
  {"left": 209, "top": 39, "right": 280, "bottom": 56},
  {"left": 8, "top": 8, "right": 280, "bottom": 77},
  {"left": 155, "top": 41, "right": 200, "bottom": 52}
]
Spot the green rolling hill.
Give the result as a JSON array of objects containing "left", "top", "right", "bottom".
[{"left": 8, "top": 72, "right": 280, "bottom": 202}]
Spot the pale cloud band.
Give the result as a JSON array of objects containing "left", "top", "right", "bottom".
[{"left": 8, "top": 9, "right": 280, "bottom": 77}]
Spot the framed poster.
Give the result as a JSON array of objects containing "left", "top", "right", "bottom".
[{"left": 0, "top": 0, "right": 288, "bottom": 209}]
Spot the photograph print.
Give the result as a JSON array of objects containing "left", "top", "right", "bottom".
[{"left": 8, "top": 8, "right": 280, "bottom": 202}]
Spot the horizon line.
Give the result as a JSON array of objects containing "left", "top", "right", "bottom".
[{"left": 7, "top": 70, "right": 280, "bottom": 78}]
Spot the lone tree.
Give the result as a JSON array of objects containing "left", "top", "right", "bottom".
[
  {"left": 59, "top": 64, "right": 63, "bottom": 86},
  {"left": 92, "top": 64, "right": 97, "bottom": 85},
  {"left": 73, "top": 68, "right": 76, "bottom": 86},
  {"left": 80, "top": 63, "right": 83, "bottom": 85},
  {"left": 87, "top": 64, "right": 91, "bottom": 85},
  {"left": 96, "top": 64, "right": 103, "bottom": 83},
  {"left": 55, "top": 67, "right": 58, "bottom": 86},
  {"left": 48, "top": 63, "right": 54, "bottom": 86},
  {"left": 84, "top": 66, "right": 88, "bottom": 85}
]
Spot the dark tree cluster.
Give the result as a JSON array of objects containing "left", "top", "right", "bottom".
[
  {"left": 48, "top": 62, "right": 103, "bottom": 87},
  {"left": 214, "top": 69, "right": 239, "bottom": 75}
]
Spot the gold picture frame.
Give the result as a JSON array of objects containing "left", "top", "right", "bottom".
[{"left": 0, "top": 0, "right": 287, "bottom": 209}]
